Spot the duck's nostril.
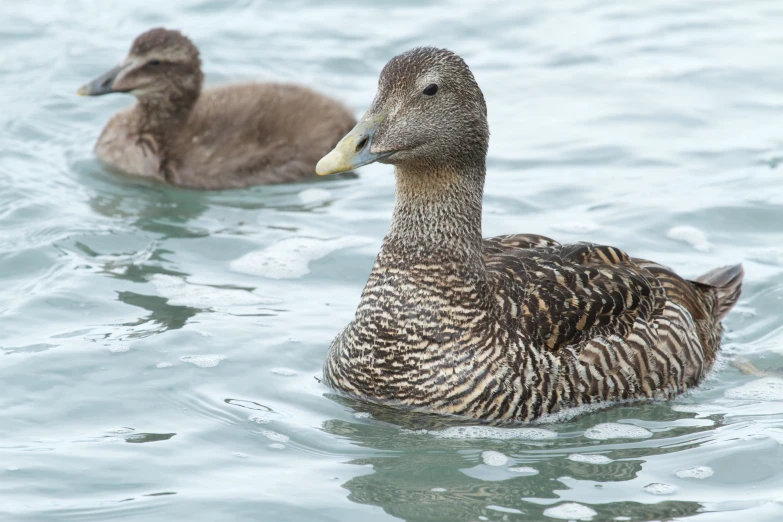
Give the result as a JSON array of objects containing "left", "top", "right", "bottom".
[{"left": 355, "top": 136, "right": 368, "bottom": 153}]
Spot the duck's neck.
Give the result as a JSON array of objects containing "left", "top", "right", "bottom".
[
  {"left": 384, "top": 163, "right": 486, "bottom": 269},
  {"left": 134, "top": 91, "right": 199, "bottom": 149}
]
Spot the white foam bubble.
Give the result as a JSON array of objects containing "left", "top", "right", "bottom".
[
  {"left": 298, "top": 188, "right": 331, "bottom": 205},
  {"left": 481, "top": 450, "right": 509, "bottom": 466},
  {"left": 230, "top": 236, "right": 371, "bottom": 279},
  {"left": 543, "top": 502, "right": 597, "bottom": 520},
  {"left": 233, "top": 452, "right": 248, "bottom": 459},
  {"left": 7, "top": 466, "right": 20, "bottom": 471},
  {"left": 672, "top": 403, "right": 729, "bottom": 416},
  {"left": 536, "top": 402, "right": 619, "bottom": 424},
  {"left": 666, "top": 226, "right": 709, "bottom": 252},
  {"left": 151, "top": 274, "right": 274, "bottom": 308},
  {"left": 584, "top": 423, "right": 652, "bottom": 440},
  {"left": 105, "top": 427, "right": 134, "bottom": 434},
  {"left": 249, "top": 415, "right": 271, "bottom": 425},
  {"left": 108, "top": 345, "right": 130, "bottom": 353},
  {"left": 568, "top": 453, "right": 612, "bottom": 464},
  {"left": 432, "top": 426, "right": 558, "bottom": 440},
  {"left": 644, "top": 483, "right": 677, "bottom": 495},
  {"left": 431, "top": 487, "right": 447, "bottom": 492},
  {"left": 675, "top": 466, "right": 714, "bottom": 479},
  {"left": 725, "top": 378, "right": 783, "bottom": 401},
  {"left": 271, "top": 368, "right": 297, "bottom": 376},
  {"left": 353, "top": 412, "right": 372, "bottom": 419},
  {"left": 260, "top": 430, "right": 290, "bottom": 443},
  {"left": 269, "top": 443, "right": 286, "bottom": 450},
  {"left": 155, "top": 362, "right": 173, "bottom": 369},
  {"left": 488, "top": 505, "right": 523, "bottom": 514},
  {"left": 180, "top": 355, "right": 225, "bottom": 368},
  {"left": 508, "top": 466, "right": 538, "bottom": 475}
]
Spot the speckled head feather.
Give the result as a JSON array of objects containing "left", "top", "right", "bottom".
[
  {"left": 109, "top": 27, "right": 204, "bottom": 103},
  {"left": 129, "top": 28, "right": 200, "bottom": 63},
  {"left": 367, "top": 47, "right": 489, "bottom": 170},
  {"left": 375, "top": 47, "right": 486, "bottom": 117}
]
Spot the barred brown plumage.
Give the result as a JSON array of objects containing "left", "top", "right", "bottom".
[{"left": 318, "top": 47, "right": 744, "bottom": 421}]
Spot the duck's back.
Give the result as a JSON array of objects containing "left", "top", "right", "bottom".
[{"left": 171, "top": 83, "right": 356, "bottom": 189}]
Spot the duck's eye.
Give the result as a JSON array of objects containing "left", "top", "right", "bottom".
[
  {"left": 147, "top": 59, "right": 161, "bottom": 66},
  {"left": 423, "top": 83, "right": 438, "bottom": 96}
]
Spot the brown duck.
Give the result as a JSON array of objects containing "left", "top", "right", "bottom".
[
  {"left": 78, "top": 28, "right": 356, "bottom": 189},
  {"left": 315, "top": 47, "right": 744, "bottom": 422}
]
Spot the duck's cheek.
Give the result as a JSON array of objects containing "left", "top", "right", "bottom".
[
  {"left": 127, "top": 82, "right": 164, "bottom": 98},
  {"left": 376, "top": 151, "right": 399, "bottom": 165},
  {"left": 111, "top": 72, "right": 155, "bottom": 96},
  {"left": 128, "top": 86, "right": 159, "bottom": 98},
  {"left": 374, "top": 122, "right": 428, "bottom": 156},
  {"left": 377, "top": 147, "right": 427, "bottom": 167}
]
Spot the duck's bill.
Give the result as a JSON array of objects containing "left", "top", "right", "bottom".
[
  {"left": 315, "top": 115, "right": 393, "bottom": 175},
  {"left": 77, "top": 64, "right": 125, "bottom": 96}
]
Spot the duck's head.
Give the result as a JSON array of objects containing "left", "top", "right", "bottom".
[
  {"left": 78, "top": 28, "right": 203, "bottom": 102},
  {"left": 316, "top": 47, "right": 488, "bottom": 176}
]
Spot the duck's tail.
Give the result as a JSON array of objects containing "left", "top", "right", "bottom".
[{"left": 693, "top": 264, "right": 744, "bottom": 322}]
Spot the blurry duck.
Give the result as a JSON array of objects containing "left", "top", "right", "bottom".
[
  {"left": 78, "top": 28, "right": 356, "bottom": 189},
  {"left": 315, "top": 47, "right": 744, "bottom": 422}
]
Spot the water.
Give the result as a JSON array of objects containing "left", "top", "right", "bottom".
[{"left": 2, "top": 1, "right": 783, "bottom": 520}]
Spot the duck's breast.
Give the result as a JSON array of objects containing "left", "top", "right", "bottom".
[{"left": 94, "top": 110, "right": 161, "bottom": 179}]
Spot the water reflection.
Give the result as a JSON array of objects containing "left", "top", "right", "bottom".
[
  {"left": 321, "top": 402, "right": 719, "bottom": 521},
  {"left": 125, "top": 432, "right": 176, "bottom": 444},
  {"left": 116, "top": 291, "right": 201, "bottom": 336},
  {"left": 86, "top": 182, "right": 213, "bottom": 240}
]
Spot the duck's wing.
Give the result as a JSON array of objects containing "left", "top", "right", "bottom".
[
  {"left": 483, "top": 233, "right": 560, "bottom": 253},
  {"left": 485, "top": 241, "right": 664, "bottom": 351},
  {"left": 483, "top": 239, "right": 736, "bottom": 397}
]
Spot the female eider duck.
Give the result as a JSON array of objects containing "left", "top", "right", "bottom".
[
  {"left": 78, "top": 28, "right": 356, "bottom": 189},
  {"left": 315, "top": 47, "right": 744, "bottom": 422}
]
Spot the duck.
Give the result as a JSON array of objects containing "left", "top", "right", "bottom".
[
  {"left": 314, "top": 47, "right": 744, "bottom": 422},
  {"left": 78, "top": 28, "right": 356, "bottom": 189}
]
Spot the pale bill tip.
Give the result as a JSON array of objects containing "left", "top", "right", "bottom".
[{"left": 315, "top": 149, "right": 346, "bottom": 176}]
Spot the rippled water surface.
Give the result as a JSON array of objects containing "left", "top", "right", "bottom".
[{"left": 2, "top": 1, "right": 783, "bottom": 520}]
